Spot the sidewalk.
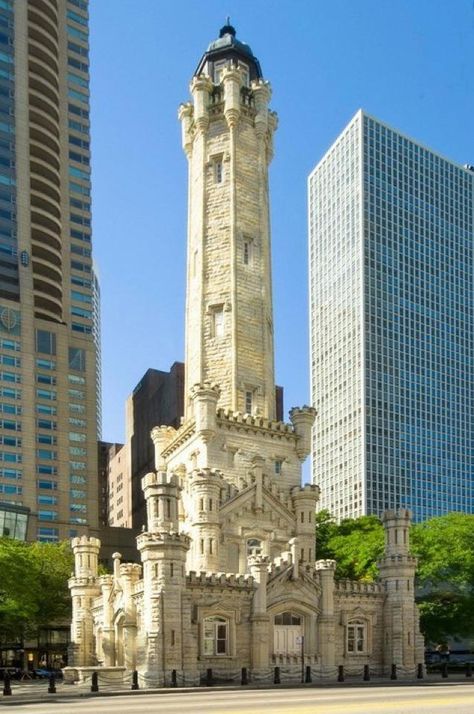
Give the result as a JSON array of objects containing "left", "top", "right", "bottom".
[{"left": 1, "top": 673, "right": 473, "bottom": 707}]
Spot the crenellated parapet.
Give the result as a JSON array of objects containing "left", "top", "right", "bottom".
[
  {"left": 187, "top": 570, "right": 255, "bottom": 589},
  {"left": 316, "top": 559, "right": 337, "bottom": 572},
  {"left": 216, "top": 408, "right": 298, "bottom": 444},
  {"left": 335, "top": 579, "right": 384, "bottom": 596}
]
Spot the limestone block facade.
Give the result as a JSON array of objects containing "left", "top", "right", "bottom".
[{"left": 65, "top": 23, "right": 424, "bottom": 686}]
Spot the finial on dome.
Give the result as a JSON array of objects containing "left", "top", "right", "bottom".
[{"left": 219, "top": 18, "right": 236, "bottom": 38}]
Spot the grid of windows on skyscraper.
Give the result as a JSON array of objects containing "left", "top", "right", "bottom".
[
  {"left": 0, "top": 0, "right": 20, "bottom": 516},
  {"left": 0, "top": 0, "right": 17, "bottom": 303},
  {"left": 363, "top": 116, "right": 473, "bottom": 520},
  {"left": 310, "top": 111, "right": 473, "bottom": 523},
  {"left": 66, "top": 0, "right": 93, "bottom": 535}
]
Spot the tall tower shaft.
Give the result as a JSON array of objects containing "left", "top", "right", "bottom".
[{"left": 179, "top": 24, "right": 277, "bottom": 419}]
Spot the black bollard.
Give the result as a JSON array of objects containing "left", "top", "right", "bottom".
[
  {"left": 91, "top": 671, "right": 99, "bottom": 692},
  {"left": 48, "top": 673, "right": 56, "bottom": 694},
  {"left": 337, "top": 665, "right": 344, "bottom": 682},
  {"left": 390, "top": 664, "right": 397, "bottom": 680},
  {"left": 363, "top": 664, "right": 370, "bottom": 681},
  {"left": 441, "top": 662, "right": 448, "bottom": 679},
  {"left": 241, "top": 667, "right": 248, "bottom": 685},
  {"left": 305, "top": 665, "right": 312, "bottom": 683},
  {"left": 206, "top": 668, "right": 213, "bottom": 687},
  {"left": 274, "top": 666, "right": 280, "bottom": 684},
  {"left": 171, "top": 669, "right": 177, "bottom": 687},
  {"left": 131, "top": 670, "right": 139, "bottom": 690},
  {"left": 417, "top": 663, "right": 424, "bottom": 679},
  {"left": 466, "top": 662, "right": 472, "bottom": 678},
  {"left": 3, "top": 673, "right": 12, "bottom": 696}
]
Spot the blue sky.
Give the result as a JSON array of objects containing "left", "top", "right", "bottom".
[{"left": 89, "top": 0, "right": 474, "bottom": 444}]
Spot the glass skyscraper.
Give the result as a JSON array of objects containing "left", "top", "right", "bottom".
[
  {"left": 0, "top": 0, "right": 99, "bottom": 540},
  {"left": 309, "top": 110, "right": 473, "bottom": 522}
]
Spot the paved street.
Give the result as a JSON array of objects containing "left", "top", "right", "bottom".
[{"left": 1, "top": 684, "right": 474, "bottom": 714}]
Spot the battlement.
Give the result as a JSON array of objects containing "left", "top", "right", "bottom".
[
  {"left": 335, "top": 579, "right": 384, "bottom": 596},
  {"left": 187, "top": 571, "right": 255, "bottom": 589},
  {"left": 142, "top": 470, "right": 180, "bottom": 489},
  {"left": 316, "top": 559, "right": 337, "bottom": 571},
  {"left": 190, "top": 381, "right": 221, "bottom": 398},
  {"left": 291, "top": 483, "right": 320, "bottom": 499},
  {"left": 190, "top": 467, "right": 225, "bottom": 483},
  {"left": 382, "top": 508, "right": 412, "bottom": 522},
  {"left": 289, "top": 405, "right": 317, "bottom": 419},
  {"left": 98, "top": 575, "right": 113, "bottom": 587},
  {"left": 71, "top": 535, "right": 101, "bottom": 550},
  {"left": 248, "top": 554, "right": 270, "bottom": 568},
  {"left": 119, "top": 563, "right": 142, "bottom": 579},
  {"left": 68, "top": 575, "right": 98, "bottom": 589},
  {"left": 136, "top": 531, "right": 191, "bottom": 550},
  {"left": 216, "top": 408, "right": 296, "bottom": 436},
  {"left": 378, "top": 554, "right": 418, "bottom": 566}
]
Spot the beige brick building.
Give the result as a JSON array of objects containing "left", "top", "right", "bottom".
[
  {"left": 66, "top": 23, "right": 423, "bottom": 686},
  {"left": 0, "top": 0, "right": 98, "bottom": 542}
]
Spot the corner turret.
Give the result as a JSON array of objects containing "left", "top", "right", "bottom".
[
  {"left": 378, "top": 509, "right": 424, "bottom": 676},
  {"left": 68, "top": 536, "right": 101, "bottom": 666},
  {"left": 290, "top": 406, "right": 316, "bottom": 460}
]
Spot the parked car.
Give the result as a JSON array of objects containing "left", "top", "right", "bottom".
[{"left": 33, "top": 668, "right": 63, "bottom": 679}]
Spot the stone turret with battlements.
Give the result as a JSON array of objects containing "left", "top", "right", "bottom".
[
  {"left": 68, "top": 536, "right": 101, "bottom": 667},
  {"left": 189, "top": 467, "right": 224, "bottom": 571},
  {"left": 292, "top": 483, "right": 320, "bottom": 563},
  {"left": 378, "top": 509, "right": 424, "bottom": 676},
  {"left": 136, "top": 468, "right": 193, "bottom": 686}
]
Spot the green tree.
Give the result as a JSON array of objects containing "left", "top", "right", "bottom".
[
  {"left": 411, "top": 513, "right": 474, "bottom": 643},
  {"left": 0, "top": 538, "right": 73, "bottom": 644},
  {"left": 315, "top": 510, "right": 474, "bottom": 643},
  {"left": 314, "top": 509, "right": 339, "bottom": 560},
  {"left": 318, "top": 515, "right": 385, "bottom": 581}
]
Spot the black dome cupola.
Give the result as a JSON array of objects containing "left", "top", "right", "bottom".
[{"left": 194, "top": 21, "right": 263, "bottom": 83}]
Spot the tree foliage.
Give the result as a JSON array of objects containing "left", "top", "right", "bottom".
[
  {"left": 315, "top": 511, "right": 474, "bottom": 643},
  {"left": 0, "top": 538, "right": 73, "bottom": 643},
  {"left": 411, "top": 513, "right": 474, "bottom": 643},
  {"left": 316, "top": 510, "right": 384, "bottom": 580}
]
